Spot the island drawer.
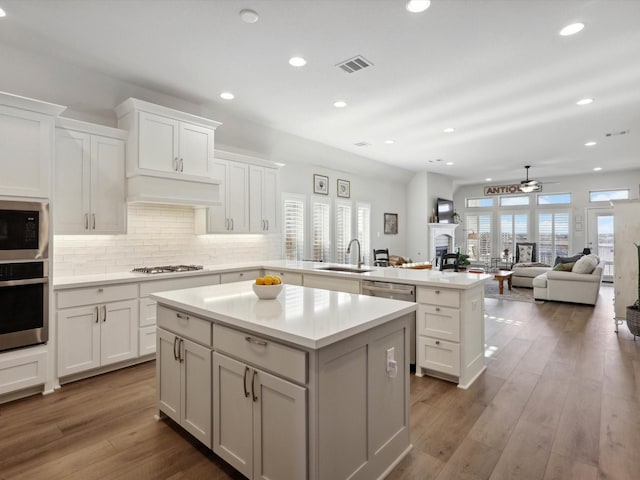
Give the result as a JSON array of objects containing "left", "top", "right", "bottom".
[
  {"left": 213, "top": 324, "right": 307, "bottom": 384},
  {"left": 57, "top": 283, "right": 138, "bottom": 309},
  {"left": 417, "top": 337, "right": 461, "bottom": 376},
  {"left": 416, "top": 304, "right": 460, "bottom": 342},
  {"left": 220, "top": 270, "right": 262, "bottom": 284},
  {"left": 157, "top": 306, "right": 212, "bottom": 346},
  {"left": 416, "top": 287, "right": 460, "bottom": 308}
]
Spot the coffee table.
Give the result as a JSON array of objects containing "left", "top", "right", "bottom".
[{"left": 493, "top": 270, "right": 513, "bottom": 294}]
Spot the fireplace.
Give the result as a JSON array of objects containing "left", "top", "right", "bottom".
[{"left": 428, "top": 223, "right": 459, "bottom": 264}]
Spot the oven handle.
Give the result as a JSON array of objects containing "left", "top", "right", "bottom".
[{"left": 0, "top": 277, "right": 48, "bottom": 288}]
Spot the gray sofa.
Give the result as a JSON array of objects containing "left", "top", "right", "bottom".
[
  {"left": 532, "top": 256, "right": 605, "bottom": 305},
  {"left": 511, "top": 264, "right": 552, "bottom": 287}
]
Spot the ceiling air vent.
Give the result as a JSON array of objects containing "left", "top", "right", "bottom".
[
  {"left": 337, "top": 55, "right": 373, "bottom": 74},
  {"left": 354, "top": 142, "right": 371, "bottom": 147},
  {"left": 605, "top": 129, "right": 630, "bottom": 137}
]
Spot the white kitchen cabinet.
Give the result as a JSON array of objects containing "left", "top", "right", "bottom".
[
  {"left": 263, "top": 270, "right": 303, "bottom": 286},
  {"left": 302, "top": 273, "right": 361, "bottom": 294},
  {"left": 0, "top": 92, "right": 65, "bottom": 198},
  {"left": 0, "top": 346, "right": 47, "bottom": 396},
  {"left": 220, "top": 270, "right": 262, "bottom": 284},
  {"left": 54, "top": 119, "right": 126, "bottom": 234},
  {"left": 199, "top": 159, "right": 250, "bottom": 233},
  {"left": 249, "top": 165, "right": 280, "bottom": 233},
  {"left": 157, "top": 307, "right": 213, "bottom": 448},
  {"left": 415, "top": 285, "right": 485, "bottom": 388},
  {"left": 213, "top": 352, "right": 307, "bottom": 480},
  {"left": 57, "top": 283, "right": 138, "bottom": 378}
]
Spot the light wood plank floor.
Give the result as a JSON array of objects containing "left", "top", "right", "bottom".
[{"left": 1, "top": 285, "right": 639, "bottom": 479}]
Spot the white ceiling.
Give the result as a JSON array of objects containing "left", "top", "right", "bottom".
[{"left": 1, "top": 0, "right": 639, "bottom": 185}]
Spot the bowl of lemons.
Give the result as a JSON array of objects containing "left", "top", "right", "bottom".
[{"left": 252, "top": 275, "right": 283, "bottom": 300}]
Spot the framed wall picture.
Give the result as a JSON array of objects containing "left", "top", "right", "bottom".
[
  {"left": 337, "top": 179, "right": 350, "bottom": 198},
  {"left": 384, "top": 213, "right": 398, "bottom": 234},
  {"left": 313, "top": 174, "right": 329, "bottom": 195}
]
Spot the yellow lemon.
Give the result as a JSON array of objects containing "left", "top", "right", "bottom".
[
  {"left": 255, "top": 277, "right": 265, "bottom": 285},
  {"left": 273, "top": 276, "right": 281, "bottom": 285},
  {"left": 264, "top": 277, "right": 274, "bottom": 285}
]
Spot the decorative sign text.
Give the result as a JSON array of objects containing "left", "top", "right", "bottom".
[{"left": 484, "top": 184, "right": 524, "bottom": 196}]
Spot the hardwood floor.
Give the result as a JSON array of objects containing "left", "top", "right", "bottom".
[{"left": 2, "top": 285, "right": 639, "bottom": 479}]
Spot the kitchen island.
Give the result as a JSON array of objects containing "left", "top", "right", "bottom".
[{"left": 152, "top": 280, "right": 417, "bottom": 480}]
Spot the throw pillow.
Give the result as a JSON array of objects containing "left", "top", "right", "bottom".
[
  {"left": 518, "top": 245, "right": 533, "bottom": 263},
  {"left": 553, "top": 254, "right": 583, "bottom": 266},
  {"left": 553, "top": 262, "right": 575, "bottom": 271},
  {"left": 572, "top": 255, "right": 598, "bottom": 274}
]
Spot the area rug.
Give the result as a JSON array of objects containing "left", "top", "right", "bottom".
[{"left": 484, "top": 281, "right": 544, "bottom": 303}]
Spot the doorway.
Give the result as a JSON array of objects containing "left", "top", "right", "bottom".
[{"left": 586, "top": 208, "right": 614, "bottom": 283}]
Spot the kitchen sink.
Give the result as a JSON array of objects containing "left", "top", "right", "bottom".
[{"left": 316, "top": 266, "right": 372, "bottom": 273}]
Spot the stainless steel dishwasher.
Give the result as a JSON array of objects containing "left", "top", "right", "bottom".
[{"left": 361, "top": 280, "right": 416, "bottom": 365}]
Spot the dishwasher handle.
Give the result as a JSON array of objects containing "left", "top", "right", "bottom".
[{"left": 362, "top": 284, "right": 415, "bottom": 297}]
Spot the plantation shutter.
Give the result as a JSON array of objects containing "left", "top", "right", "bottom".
[
  {"left": 335, "top": 201, "right": 352, "bottom": 264},
  {"left": 357, "top": 203, "right": 371, "bottom": 266},
  {"left": 282, "top": 195, "right": 304, "bottom": 260},
  {"left": 537, "top": 211, "right": 569, "bottom": 264},
  {"left": 312, "top": 199, "right": 331, "bottom": 262}
]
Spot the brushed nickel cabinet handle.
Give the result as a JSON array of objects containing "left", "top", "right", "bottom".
[
  {"left": 435, "top": 307, "right": 441, "bottom": 312},
  {"left": 435, "top": 340, "right": 440, "bottom": 345},
  {"left": 176, "top": 313, "right": 189, "bottom": 320},
  {"left": 95, "top": 305, "right": 99, "bottom": 323},
  {"left": 174, "top": 157, "right": 178, "bottom": 171},
  {"left": 85, "top": 213, "right": 89, "bottom": 230},
  {"left": 102, "top": 305, "right": 107, "bottom": 322},
  {"left": 435, "top": 290, "right": 441, "bottom": 294},
  {"left": 245, "top": 336, "right": 267, "bottom": 347},
  {"left": 179, "top": 338, "right": 185, "bottom": 363},
  {"left": 180, "top": 158, "right": 184, "bottom": 172},
  {"left": 251, "top": 370, "right": 258, "bottom": 402},
  {"left": 173, "top": 336, "right": 179, "bottom": 361},
  {"left": 92, "top": 213, "right": 96, "bottom": 230},
  {"left": 266, "top": 220, "right": 269, "bottom": 230},
  {"left": 243, "top": 366, "right": 250, "bottom": 398}
]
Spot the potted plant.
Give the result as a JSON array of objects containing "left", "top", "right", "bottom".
[
  {"left": 458, "top": 254, "right": 470, "bottom": 270},
  {"left": 626, "top": 243, "right": 640, "bottom": 338}
]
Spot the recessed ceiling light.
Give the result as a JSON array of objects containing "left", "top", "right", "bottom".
[
  {"left": 576, "top": 98, "right": 593, "bottom": 106},
  {"left": 446, "top": 161, "right": 454, "bottom": 166},
  {"left": 443, "top": 127, "right": 455, "bottom": 133},
  {"left": 0, "top": 8, "right": 6, "bottom": 17},
  {"left": 485, "top": 178, "right": 492, "bottom": 182},
  {"left": 593, "top": 167, "right": 603, "bottom": 171},
  {"left": 560, "top": 22, "right": 584, "bottom": 36},
  {"left": 584, "top": 141, "right": 597, "bottom": 147},
  {"left": 239, "top": 8, "right": 259, "bottom": 24},
  {"left": 333, "top": 100, "right": 347, "bottom": 108},
  {"left": 406, "top": 0, "right": 431, "bottom": 13},
  {"left": 289, "top": 56, "right": 307, "bottom": 67},
  {"left": 384, "top": 140, "right": 395, "bottom": 145},
  {"left": 220, "top": 92, "right": 235, "bottom": 100}
]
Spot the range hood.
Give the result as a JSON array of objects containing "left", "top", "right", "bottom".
[{"left": 126, "top": 171, "right": 221, "bottom": 207}]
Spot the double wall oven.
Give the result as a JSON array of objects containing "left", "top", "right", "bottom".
[{"left": 0, "top": 200, "right": 49, "bottom": 352}]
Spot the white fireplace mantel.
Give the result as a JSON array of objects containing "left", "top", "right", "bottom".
[{"left": 428, "top": 223, "right": 459, "bottom": 261}]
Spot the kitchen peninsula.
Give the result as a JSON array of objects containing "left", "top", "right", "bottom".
[{"left": 152, "top": 281, "right": 416, "bottom": 480}]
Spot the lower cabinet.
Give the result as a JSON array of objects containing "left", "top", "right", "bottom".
[
  {"left": 0, "top": 346, "right": 47, "bottom": 396},
  {"left": 212, "top": 352, "right": 307, "bottom": 480},
  {"left": 157, "top": 327, "right": 212, "bottom": 448}
]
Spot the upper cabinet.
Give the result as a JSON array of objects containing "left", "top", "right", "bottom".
[
  {"left": 115, "top": 98, "right": 222, "bottom": 206},
  {"left": 0, "top": 91, "right": 66, "bottom": 199},
  {"left": 249, "top": 165, "right": 280, "bottom": 233},
  {"left": 54, "top": 118, "right": 127, "bottom": 234}
]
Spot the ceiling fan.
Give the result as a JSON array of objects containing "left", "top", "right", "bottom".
[{"left": 519, "top": 165, "right": 543, "bottom": 193}]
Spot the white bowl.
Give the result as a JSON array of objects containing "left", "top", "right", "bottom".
[{"left": 252, "top": 283, "right": 283, "bottom": 300}]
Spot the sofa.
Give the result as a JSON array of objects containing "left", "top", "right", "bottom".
[
  {"left": 511, "top": 263, "right": 552, "bottom": 287},
  {"left": 532, "top": 254, "right": 605, "bottom": 305}
]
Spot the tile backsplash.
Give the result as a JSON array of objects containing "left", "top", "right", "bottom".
[{"left": 54, "top": 204, "right": 281, "bottom": 276}]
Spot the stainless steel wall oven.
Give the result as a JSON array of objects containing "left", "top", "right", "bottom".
[{"left": 0, "top": 200, "right": 49, "bottom": 352}]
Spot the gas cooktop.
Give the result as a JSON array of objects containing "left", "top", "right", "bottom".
[{"left": 131, "top": 265, "right": 204, "bottom": 274}]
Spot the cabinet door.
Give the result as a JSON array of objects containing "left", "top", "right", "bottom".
[
  {"left": 54, "top": 128, "right": 91, "bottom": 234},
  {"left": 227, "top": 161, "right": 250, "bottom": 232},
  {"left": 253, "top": 369, "right": 307, "bottom": 480},
  {"left": 179, "top": 122, "right": 214, "bottom": 177},
  {"left": 207, "top": 159, "right": 230, "bottom": 232},
  {"left": 262, "top": 167, "right": 280, "bottom": 232},
  {"left": 91, "top": 135, "right": 125, "bottom": 233},
  {"left": 0, "top": 105, "right": 52, "bottom": 198},
  {"left": 138, "top": 111, "right": 179, "bottom": 173},
  {"left": 157, "top": 328, "right": 181, "bottom": 423},
  {"left": 417, "top": 336, "right": 461, "bottom": 376},
  {"left": 213, "top": 352, "right": 253, "bottom": 479},
  {"left": 416, "top": 304, "right": 460, "bottom": 342},
  {"left": 100, "top": 299, "right": 138, "bottom": 366},
  {"left": 57, "top": 305, "right": 101, "bottom": 376},
  {"left": 249, "top": 165, "right": 265, "bottom": 232},
  {"left": 181, "top": 338, "right": 212, "bottom": 448}
]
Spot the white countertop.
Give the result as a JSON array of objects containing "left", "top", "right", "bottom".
[
  {"left": 151, "top": 281, "right": 417, "bottom": 350},
  {"left": 54, "top": 260, "right": 491, "bottom": 289}
]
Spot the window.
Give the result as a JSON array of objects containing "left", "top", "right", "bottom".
[
  {"left": 357, "top": 203, "right": 371, "bottom": 266},
  {"left": 282, "top": 194, "right": 305, "bottom": 260},
  {"left": 537, "top": 211, "right": 569, "bottom": 264},
  {"left": 537, "top": 193, "right": 571, "bottom": 205},
  {"left": 467, "top": 197, "right": 494, "bottom": 208},
  {"left": 589, "top": 189, "right": 629, "bottom": 202},
  {"left": 466, "top": 214, "right": 492, "bottom": 261},
  {"left": 500, "top": 213, "right": 528, "bottom": 255},
  {"left": 335, "top": 200, "right": 352, "bottom": 264},
  {"left": 311, "top": 197, "right": 331, "bottom": 262},
  {"left": 500, "top": 195, "right": 529, "bottom": 206}
]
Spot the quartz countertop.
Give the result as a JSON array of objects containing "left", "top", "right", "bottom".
[
  {"left": 151, "top": 281, "right": 417, "bottom": 349},
  {"left": 54, "top": 260, "right": 491, "bottom": 289}
]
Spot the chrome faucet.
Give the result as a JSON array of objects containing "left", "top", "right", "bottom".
[{"left": 346, "top": 238, "right": 363, "bottom": 268}]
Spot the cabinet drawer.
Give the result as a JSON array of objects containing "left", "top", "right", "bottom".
[
  {"left": 417, "top": 337, "right": 460, "bottom": 376},
  {"left": 157, "top": 306, "right": 212, "bottom": 347},
  {"left": 139, "top": 325, "right": 157, "bottom": 356},
  {"left": 213, "top": 324, "right": 307, "bottom": 384},
  {"left": 57, "top": 283, "right": 138, "bottom": 309},
  {"left": 416, "top": 287, "right": 460, "bottom": 308},
  {"left": 0, "top": 348, "right": 47, "bottom": 395},
  {"left": 220, "top": 270, "right": 262, "bottom": 284},
  {"left": 263, "top": 270, "right": 303, "bottom": 286},
  {"left": 139, "top": 274, "right": 220, "bottom": 297},
  {"left": 416, "top": 304, "right": 460, "bottom": 342}
]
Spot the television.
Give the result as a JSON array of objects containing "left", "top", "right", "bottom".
[{"left": 436, "top": 198, "right": 454, "bottom": 223}]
